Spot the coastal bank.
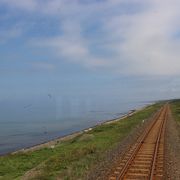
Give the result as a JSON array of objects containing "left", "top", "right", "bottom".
[{"left": 0, "top": 102, "right": 162, "bottom": 180}]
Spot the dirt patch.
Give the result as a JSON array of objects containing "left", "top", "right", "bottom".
[
  {"left": 86, "top": 109, "right": 160, "bottom": 180},
  {"left": 165, "top": 108, "right": 180, "bottom": 179},
  {"left": 78, "top": 134, "right": 95, "bottom": 142},
  {"left": 22, "top": 169, "right": 43, "bottom": 180}
]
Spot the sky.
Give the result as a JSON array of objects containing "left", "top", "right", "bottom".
[{"left": 0, "top": 0, "right": 180, "bottom": 105}]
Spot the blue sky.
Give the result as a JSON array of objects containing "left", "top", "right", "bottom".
[{"left": 0, "top": 0, "right": 180, "bottom": 104}]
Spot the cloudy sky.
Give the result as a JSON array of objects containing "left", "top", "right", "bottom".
[{"left": 0, "top": 0, "right": 180, "bottom": 104}]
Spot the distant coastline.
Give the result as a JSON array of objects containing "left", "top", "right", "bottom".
[{"left": 8, "top": 105, "right": 150, "bottom": 156}]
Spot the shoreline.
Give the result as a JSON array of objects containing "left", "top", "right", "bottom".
[{"left": 2, "top": 105, "right": 150, "bottom": 156}]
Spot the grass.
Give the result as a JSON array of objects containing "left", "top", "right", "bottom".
[
  {"left": 0, "top": 103, "right": 162, "bottom": 180},
  {"left": 170, "top": 99, "right": 180, "bottom": 123}
]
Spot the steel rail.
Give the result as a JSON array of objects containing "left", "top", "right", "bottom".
[
  {"left": 115, "top": 106, "right": 166, "bottom": 179},
  {"left": 149, "top": 104, "right": 168, "bottom": 180}
]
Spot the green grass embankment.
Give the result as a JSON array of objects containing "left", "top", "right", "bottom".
[
  {"left": 170, "top": 99, "right": 180, "bottom": 124},
  {"left": 0, "top": 103, "right": 162, "bottom": 180}
]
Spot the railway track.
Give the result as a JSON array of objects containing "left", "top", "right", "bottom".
[{"left": 109, "top": 104, "right": 169, "bottom": 180}]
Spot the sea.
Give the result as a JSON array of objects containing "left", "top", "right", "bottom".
[{"left": 0, "top": 97, "right": 154, "bottom": 155}]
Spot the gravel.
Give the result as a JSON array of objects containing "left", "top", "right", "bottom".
[
  {"left": 165, "top": 108, "right": 180, "bottom": 179},
  {"left": 87, "top": 105, "right": 180, "bottom": 180},
  {"left": 86, "top": 110, "right": 160, "bottom": 180}
]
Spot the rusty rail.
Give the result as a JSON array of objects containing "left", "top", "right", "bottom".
[
  {"left": 109, "top": 104, "right": 168, "bottom": 180},
  {"left": 149, "top": 105, "right": 167, "bottom": 180}
]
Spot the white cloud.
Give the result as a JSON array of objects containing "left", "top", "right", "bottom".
[
  {"left": 117, "top": 0, "right": 180, "bottom": 75},
  {"left": 1, "top": 0, "right": 180, "bottom": 75}
]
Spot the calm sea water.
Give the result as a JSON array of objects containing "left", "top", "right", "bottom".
[{"left": 0, "top": 97, "right": 153, "bottom": 155}]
